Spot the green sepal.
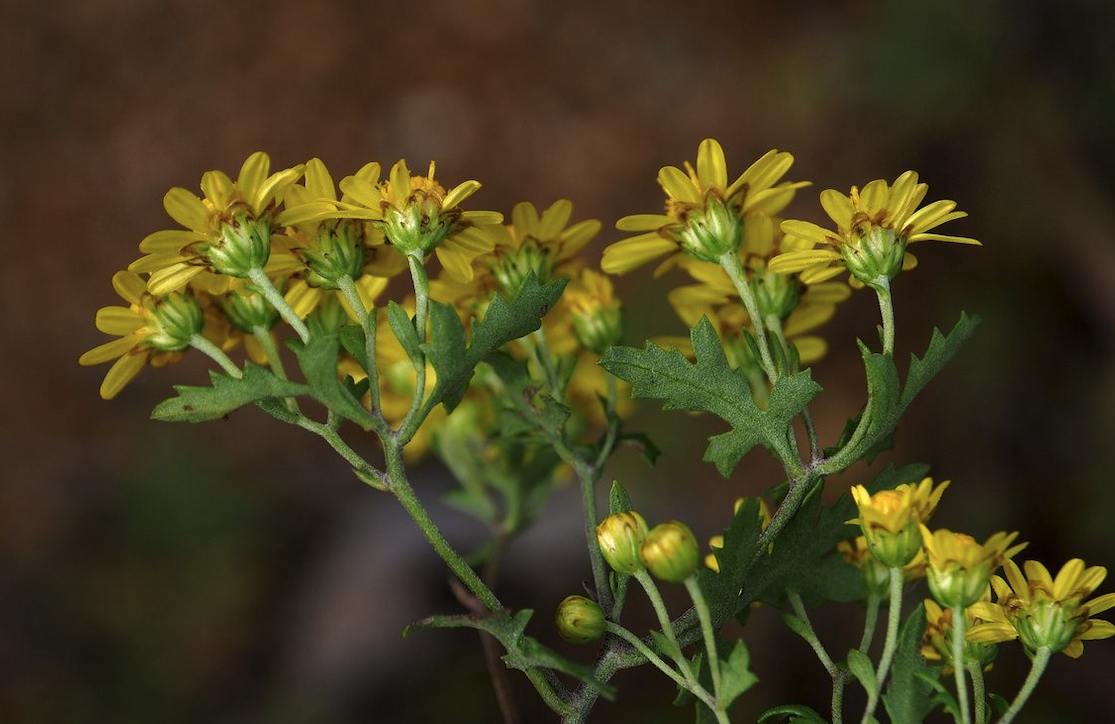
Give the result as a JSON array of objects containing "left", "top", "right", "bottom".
[
  {"left": 882, "top": 603, "right": 937, "bottom": 724},
  {"left": 403, "top": 608, "right": 615, "bottom": 703},
  {"left": 757, "top": 704, "right": 829, "bottom": 724},
  {"left": 599, "top": 317, "right": 822, "bottom": 477},
  {"left": 151, "top": 363, "right": 308, "bottom": 423},
  {"left": 609, "top": 479, "right": 634, "bottom": 514},
  {"left": 423, "top": 272, "right": 566, "bottom": 414}
]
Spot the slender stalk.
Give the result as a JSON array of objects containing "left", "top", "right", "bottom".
[
  {"left": 858, "top": 594, "right": 882, "bottom": 654},
  {"left": 788, "top": 591, "right": 839, "bottom": 677},
  {"left": 295, "top": 416, "right": 387, "bottom": 490},
  {"left": 384, "top": 442, "right": 501, "bottom": 611},
  {"left": 873, "top": 278, "right": 895, "bottom": 356},
  {"left": 967, "top": 661, "right": 986, "bottom": 724},
  {"left": 720, "top": 251, "right": 778, "bottom": 382},
  {"left": 335, "top": 273, "right": 383, "bottom": 413},
  {"left": 399, "top": 254, "right": 431, "bottom": 442},
  {"left": 251, "top": 327, "right": 288, "bottom": 379},
  {"left": 189, "top": 334, "right": 242, "bottom": 377},
  {"left": 951, "top": 605, "right": 972, "bottom": 724},
  {"left": 247, "top": 266, "right": 309, "bottom": 343},
  {"left": 685, "top": 577, "right": 722, "bottom": 700},
  {"left": 632, "top": 570, "right": 691, "bottom": 676},
  {"left": 997, "top": 646, "right": 1051, "bottom": 724},
  {"left": 861, "top": 567, "right": 904, "bottom": 724}
]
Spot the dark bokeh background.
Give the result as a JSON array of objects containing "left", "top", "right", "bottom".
[{"left": 3, "top": 0, "right": 1115, "bottom": 722}]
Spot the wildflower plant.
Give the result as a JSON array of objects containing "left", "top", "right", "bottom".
[{"left": 81, "top": 142, "right": 1111, "bottom": 724}]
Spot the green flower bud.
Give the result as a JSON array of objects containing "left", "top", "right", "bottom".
[
  {"left": 206, "top": 213, "right": 273, "bottom": 277},
  {"left": 220, "top": 286, "right": 280, "bottom": 333},
  {"left": 145, "top": 292, "right": 204, "bottom": 352},
  {"left": 840, "top": 225, "right": 907, "bottom": 291},
  {"left": 492, "top": 242, "right": 551, "bottom": 296},
  {"left": 1014, "top": 598, "right": 1081, "bottom": 655},
  {"left": 675, "top": 196, "right": 742, "bottom": 263},
  {"left": 641, "top": 520, "right": 699, "bottom": 584},
  {"left": 596, "top": 511, "right": 648, "bottom": 575},
  {"left": 554, "top": 595, "right": 606, "bottom": 644},
  {"left": 301, "top": 221, "right": 367, "bottom": 289},
  {"left": 752, "top": 267, "right": 804, "bottom": 322}
]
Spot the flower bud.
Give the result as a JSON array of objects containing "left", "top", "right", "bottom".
[
  {"left": 379, "top": 190, "right": 455, "bottom": 256},
  {"left": 145, "top": 292, "right": 204, "bottom": 352},
  {"left": 840, "top": 225, "right": 906, "bottom": 291},
  {"left": 206, "top": 213, "right": 273, "bottom": 277},
  {"left": 596, "top": 511, "right": 648, "bottom": 575},
  {"left": 641, "top": 520, "right": 699, "bottom": 583},
  {"left": 555, "top": 595, "right": 605, "bottom": 644},
  {"left": 675, "top": 195, "right": 743, "bottom": 263},
  {"left": 301, "top": 221, "right": 367, "bottom": 289},
  {"left": 220, "top": 285, "right": 280, "bottom": 333}
]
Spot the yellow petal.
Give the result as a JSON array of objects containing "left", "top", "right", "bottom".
[
  {"left": 139, "top": 229, "right": 206, "bottom": 253},
  {"left": 95, "top": 306, "right": 144, "bottom": 335},
  {"left": 767, "top": 249, "right": 841, "bottom": 274},
  {"left": 819, "top": 189, "right": 855, "bottom": 228},
  {"left": 163, "top": 187, "right": 211, "bottom": 231},
  {"left": 80, "top": 335, "right": 140, "bottom": 365},
  {"left": 600, "top": 235, "right": 677, "bottom": 274},
  {"left": 696, "top": 138, "right": 727, "bottom": 190},
  {"left": 616, "top": 213, "right": 673, "bottom": 232},
  {"left": 658, "top": 165, "right": 700, "bottom": 204},
  {"left": 200, "top": 170, "right": 235, "bottom": 211},
  {"left": 537, "top": 199, "right": 574, "bottom": 239},
  {"left": 304, "top": 158, "right": 336, "bottom": 201},
  {"left": 511, "top": 201, "right": 541, "bottom": 237},
  {"left": 111, "top": 270, "right": 148, "bottom": 305},
  {"left": 252, "top": 165, "right": 304, "bottom": 215},
  {"left": 237, "top": 151, "right": 271, "bottom": 197},
  {"left": 148, "top": 263, "right": 204, "bottom": 296},
  {"left": 99, "top": 349, "right": 149, "bottom": 399},
  {"left": 442, "top": 179, "right": 482, "bottom": 210},
  {"left": 339, "top": 176, "right": 383, "bottom": 210}
]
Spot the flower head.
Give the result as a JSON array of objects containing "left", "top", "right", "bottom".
[
  {"left": 337, "top": 159, "right": 501, "bottom": 282},
  {"left": 968, "top": 558, "right": 1115, "bottom": 657},
  {"left": 920, "top": 527, "right": 1027, "bottom": 609},
  {"left": 770, "top": 171, "right": 979, "bottom": 291},
  {"left": 555, "top": 595, "right": 606, "bottom": 644},
  {"left": 922, "top": 595, "right": 1000, "bottom": 673},
  {"left": 641, "top": 520, "right": 699, "bottom": 583},
  {"left": 130, "top": 152, "right": 305, "bottom": 293},
  {"left": 562, "top": 268, "right": 624, "bottom": 354},
  {"left": 603, "top": 139, "right": 809, "bottom": 275},
  {"left": 596, "top": 511, "right": 649, "bottom": 574},
  {"left": 79, "top": 271, "right": 205, "bottom": 398},
  {"left": 485, "top": 199, "right": 600, "bottom": 295},
  {"left": 848, "top": 477, "right": 949, "bottom": 568}
]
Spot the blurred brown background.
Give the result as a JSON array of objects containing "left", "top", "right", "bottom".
[{"left": 3, "top": 0, "right": 1115, "bottom": 722}]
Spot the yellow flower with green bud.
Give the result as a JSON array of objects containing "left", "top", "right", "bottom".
[
  {"left": 838, "top": 536, "right": 926, "bottom": 597},
  {"left": 967, "top": 558, "right": 1115, "bottom": 658},
  {"left": 921, "top": 595, "right": 1000, "bottom": 673},
  {"left": 336, "top": 159, "right": 501, "bottom": 283},
  {"left": 769, "top": 171, "right": 980, "bottom": 291},
  {"left": 79, "top": 271, "right": 210, "bottom": 399},
  {"left": 603, "top": 139, "right": 809, "bottom": 275},
  {"left": 555, "top": 595, "right": 606, "bottom": 644},
  {"left": 641, "top": 520, "right": 700, "bottom": 583},
  {"left": 485, "top": 199, "right": 600, "bottom": 296},
  {"left": 130, "top": 151, "right": 306, "bottom": 294},
  {"left": 920, "top": 527, "right": 1026, "bottom": 609},
  {"left": 848, "top": 477, "right": 949, "bottom": 568},
  {"left": 563, "top": 268, "right": 623, "bottom": 355}
]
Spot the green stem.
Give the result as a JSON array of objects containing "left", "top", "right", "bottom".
[
  {"left": 968, "top": 661, "right": 986, "bottom": 724},
  {"left": 385, "top": 442, "right": 501, "bottom": 611},
  {"left": 251, "top": 326, "right": 287, "bottom": 379},
  {"left": 189, "top": 334, "right": 242, "bottom": 377},
  {"left": 296, "top": 416, "right": 387, "bottom": 491},
  {"left": 788, "top": 591, "right": 839, "bottom": 677},
  {"left": 720, "top": 251, "right": 778, "bottom": 383},
  {"left": 996, "top": 646, "right": 1051, "bottom": 724},
  {"left": 633, "top": 570, "right": 691, "bottom": 676},
  {"left": 399, "top": 254, "right": 431, "bottom": 443},
  {"left": 247, "top": 266, "right": 309, "bottom": 343},
  {"left": 951, "top": 605, "right": 971, "bottom": 724},
  {"left": 685, "top": 577, "right": 723, "bottom": 702},
  {"left": 861, "top": 567, "right": 904, "bottom": 724},
  {"left": 874, "top": 278, "right": 895, "bottom": 356},
  {"left": 859, "top": 593, "right": 881, "bottom": 654},
  {"left": 335, "top": 274, "right": 383, "bottom": 413}
]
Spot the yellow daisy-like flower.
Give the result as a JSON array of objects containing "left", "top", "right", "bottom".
[
  {"left": 336, "top": 159, "right": 502, "bottom": 283},
  {"left": 920, "top": 527, "right": 1027, "bottom": 609},
  {"left": 968, "top": 558, "right": 1115, "bottom": 657},
  {"left": 769, "top": 171, "right": 980, "bottom": 290},
  {"left": 79, "top": 271, "right": 204, "bottom": 399},
  {"left": 130, "top": 152, "right": 305, "bottom": 294},
  {"left": 486, "top": 199, "right": 600, "bottom": 294},
  {"left": 848, "top": 477, "right": 949, "bottom": 568},
  {"left": 603, "top": 139, "right": 809, "bottom": 275},
  {"left": 922, "top": 595, "right": 1000, "bottom": 673},
  {"left": 561, "top": 268, "right": 623, "bottom": 354}
]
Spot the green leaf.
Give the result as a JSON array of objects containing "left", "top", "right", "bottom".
[
  {"left": 882, "top": 604, "right": 937, "bottom": 724},
  {"left": 424, "top": 273, "right": 566, "bottom": 414},
  {"left": 599, "top": 318, "right": 822, "bottom": 476},
  {"left": 404, "top": 608, "right": 614, "bottom": 701},
  {"left": 338, "top": 324, "right": 368, "bottom": 371},
  {"left": 617, "top": 431, "right": 661, "bottom": 466},
  {"left": 151, "top": 363, "right": 308, "bottom": 423},
  {"left": 484, "top": 351, "right": 571, "bottom": 440},
  {"left": 901, "top": 312, "right": 980, "bottom": 408},
  {"left": 757, "top": 704, "right": 829, "bottom": 724},
  {"left": 609, "top": 479, "right": 634, "bottom": 514},
  {"left": 718, "top": 638, "right": 759, "bottom": 707},
  {"left": 387, "top": 300, "right": 423, "bottom": 369},
  {"left": 847, "top": 647, "right": 878, "bottom": 699},
  {"left": 293, "top": 333, "right": 376, "bottom": 430}
]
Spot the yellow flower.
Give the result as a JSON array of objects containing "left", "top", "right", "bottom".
[
  {"left": 920, "top": 527, "right": 1027, "bottom": 609},
  {"left": 848, "top": 477, "right": 949, "bottom": 568},
  {"left": 838, "top": 536, "right": 925, "bottom": 596},
  {"left": 336, "top": 159, "right": 501, "bottom": 283},
  {"left": 769, "top": 171, "right": 980, "bottom": 290},
  {"left": 603, "top": 139, "right": 809, "bottom": 275},
  {"left": 130, "top": 152, "right": 305, "bottom": 294},
  {"left": 922, "top": 595, "right": 1000, "bottom": 673},
  {"left": 486, "top": 200, "right": 600, "bottom": 294},
  {"left": 968, "top": 558, "right": 1115, "bottom": 657},
  {"left": 79, "top": 271, "right": 204, "bottom": 399},
  {"left": 562, "top": 268, "right": 623, "bottom": 354}
]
